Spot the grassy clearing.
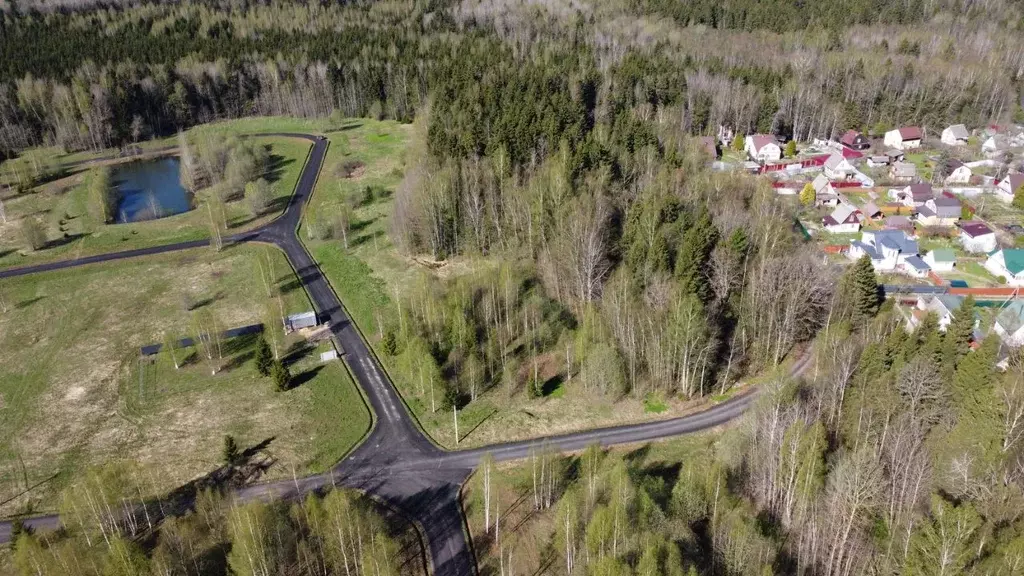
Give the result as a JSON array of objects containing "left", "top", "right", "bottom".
[
  {"left": 0, "top": 245, "right": 369, "bottom": 515},
  {"left": 0, "top": 126, "right": 312, "bottom": 270}
]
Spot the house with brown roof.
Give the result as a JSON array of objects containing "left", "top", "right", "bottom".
[
  {"left": 959, "top": 221, "right": 997, "bottom": 253},
  {"left": 896, "top": 183, "right": 932, "bottom": 207},
  {"left": 884, "top": 126, "right": 923, "bottom": 150},
  {"left": 744, "top": 134, "right": 782, "bottom": 163},
  {"left": 997, "top": 173, "right": 1024, "bottom": 203},
  {"left": 840, "top": 130, "right": 870, "bottom": 150},
  {"left": 944, "top": 159, "right": 972, "bottom": 185}
]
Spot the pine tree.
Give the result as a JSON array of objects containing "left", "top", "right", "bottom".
[
  {"left": 272, "top": 360, "right": 291, "bottom": 391},
  {"left": 254, "top": 335, "right": 273, "bottom": 376},
  {"left": 784, "top": 140, "right": 797, "bottom": 158},
  {"left": 223, "top": 435, "right": 241, "bottom": 467}
]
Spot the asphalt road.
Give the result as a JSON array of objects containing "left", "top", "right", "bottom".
[{"left": 0, "top": 133, "right": 798, "bottom": 575}]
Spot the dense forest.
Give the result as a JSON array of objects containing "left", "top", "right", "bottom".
[
  {"left": 1, "top": 0, "right": 1023, "bottom": 157},
  {"left": 465, "top": 293, "right": 1024, "bottom": 575}
]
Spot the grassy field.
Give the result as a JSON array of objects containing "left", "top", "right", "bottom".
[
  {"left": 0, "top": 124, "right": 314, "bottom": 270},
  {"left": 0, "top": 245, "right": 370, "bottom": 515},
  {"left": 461, "top": 434, "right": 717, "bottom": 574}
]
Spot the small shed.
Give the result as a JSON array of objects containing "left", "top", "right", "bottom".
[{"left": 285, "top": 311, "right": 319, "bottom": 333}]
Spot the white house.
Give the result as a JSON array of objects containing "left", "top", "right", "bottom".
[
  {"left": 913, "top": 295, "right": 965, "bottom": 331},
  {"left": 923, "top": 248, "right": 956, "bottom": 272},
  {"left": 984, "top": 249, "right": 1024, "bottom": 286},
  {"left": 823, "top": 153, "right": 855, "bottom": 179},
  {"left": 812, "top": 173, "right": 839, "bottom": 207},
  {"left": 983, "top": 134, "right": 1010, "bottom": 156},
  {"left": 996, "top": 173, "right": 1024, "bottom": 203},
  {"left": 959, "top": 221, "right": 997, "bottom": 253},
  {"left": 944, "top": 160, "right": 972, "bottom": 185},
  {"left": 848, "top": 229, "right": 929, "bottom": 277},
  {"left": 823, "top": 204, "right": 861, "bottom": 234},
  {"left": 995, "top": 302, "right": 1024, "bottom": 347},
  {"left": 940, "top": 124, "right": 969, "bottom": 146},
  {"left": 745, "top": 134, "right": 782, "bottom": 163},
  {"left": 884, "top": 126, "right": 923, "bottom": 150}
]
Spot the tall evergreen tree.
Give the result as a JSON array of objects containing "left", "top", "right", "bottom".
[
  {"left": 254, "top": 335, "right": 273, "bottom": 376},
  {"left": 675, "top": 208, "right": 718, "bottom": 302},
  {"left": 842, "top": 255, "right": 880, "bottom": 322}
]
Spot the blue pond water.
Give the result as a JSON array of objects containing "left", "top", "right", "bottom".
[{"left": 113, "top": 157, "right": 192, "bottom": 223}]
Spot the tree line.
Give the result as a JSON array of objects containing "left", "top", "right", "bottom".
[
  {"left": 10, "top": 460, "right": 410, "bottom": 576},
  {"left": 2, "top": 0, "right": 1023, "bottom": 158}
]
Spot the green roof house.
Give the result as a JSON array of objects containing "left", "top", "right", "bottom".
[
  {"left": 984, "top": 249, "right": 1024, "bottom": 286},
  {"left": 995, "top": 301, "right": 1024, "bottom": 346},
  {"left": 923, "top": 248, "right": 956, "bottom": 272}
]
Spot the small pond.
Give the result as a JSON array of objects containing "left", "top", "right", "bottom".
[{"left": 113, "top": 157, "right": 192, "bottom": 223}]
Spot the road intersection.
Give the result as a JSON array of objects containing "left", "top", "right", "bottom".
[{"left": 0, "top": 133, "right": 788, "bottom": 574}]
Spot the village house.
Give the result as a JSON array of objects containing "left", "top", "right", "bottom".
[
  {"left": 911, "top": 295, "right": 965, "bottom": 331},
  {"left": 959, "top": 221, "right": 997, "bottom": 253},
  {"left": 884, "top": 215, "right": 915, "bottom": 232},
  {"left": 995, "top": 301, "right": 1024, "bottom": 347},
  {"left": 944, "top": 159, "right": 972, "bottom": 185},
  {"left": 823, "top": 203, "right": 862, "bottom": 234},
  {"left": 941, "top": 124, "right": 970, "bottom": 146},
  {"left": 923, "top": 248, "right": 956, "bottom": 272},
  {"left": 895, "top": 183, "right": 932, "bottom": 207},
  {"left": 886, "top": 149, "right": 906, "bottom": 163},
  {"left": 861, "top": 202, "right": 882, "bottom": 220},
  {"left": 984, "top": 249, "right": 1024, "bottom": 286},
  {"left": 823, "top": 153, "right": 856, "bottom": 179},
  {"left": 840, "top": 129, "right": 870, "bottom": 150},
  {"left": 996, "top": 173, "right": 1024, "bottom": 203},
  {"left": 745, "top": 134, "right": 781, "bottom": 163},
  {"left": 848, "top": 229, "right": 929, "bottom": 277},
  {"left": 884, "top": 126, "right": 923, "bottom": 150},
  {"left": 915, "top": 195, "right": 961, "bottom": 227},
  {"left": 812, "top": 173, "right": 840, "bottom": 207},
  {"left": 867, "top": 155, "right": 889, "bottom": 168},
  {"left": 983, "top": 134, "right": 1010, "bottom": 156},
  {"left": 890, "top": 161, "right": 917, "bottom": 182}
]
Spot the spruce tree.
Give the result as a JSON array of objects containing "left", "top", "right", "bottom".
[
  {"left": 845, "top": 255, "right": 880, "bottom": 322},
  {"left": 223, "top": 434, "right": 241, "bottom": 467},
  {"left": 272, "top": 360, "right": 291, "bottom": 391},
  {"left": 254, "top": 335, "right": 273, "bottom": 376},
  {"left": 942, "top": 296, "right": 975, "bottom": 370}
]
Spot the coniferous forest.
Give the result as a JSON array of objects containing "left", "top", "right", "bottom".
[{"left": 4, "top": 1, "right": 1024, "bottom": 575}]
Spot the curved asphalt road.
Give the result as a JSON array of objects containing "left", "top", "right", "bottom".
[{"left": 0, "top": 133, "right": 801, "bottom": 575}]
